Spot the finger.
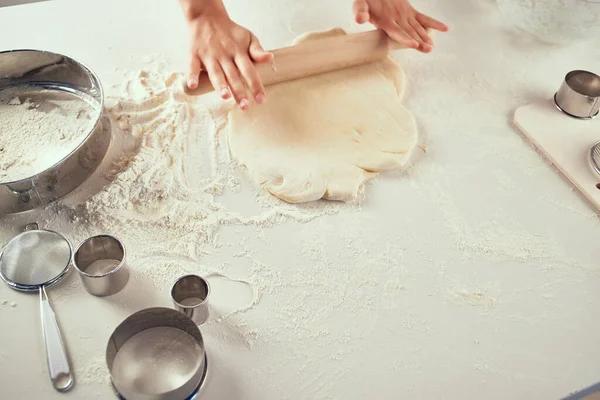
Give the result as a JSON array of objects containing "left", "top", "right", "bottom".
[
  {"left": 220, "top": 59, "right": 250, "bottom": 110},
  {"left": 408, "top": 20, "right": 433, "bottom": 53},
  {"left": 409, "top": 18, "right": 433, "bottom": 46},
  {"left": 204, "top": 59, "right": 231, "bottom": 100},
  {"left": 235, "top": 55, "right": 266, "bottom": 104},
  {"left": 385, "top": 23, "right": 419, "bottom": 49},
  {"left": 398, "top": 21, "right": 427, "bottom": 50},
  {"left": 187, "top": 55, "right": 201, "bottom": 89},
  {"left": 249, "top": 34, "right": 274, "bottom": 64},
  {"left": 352, "top": 0, "right": 370, "bottom": 24},
  {"left": 416, "top": 13, "right": 449, "bottom": 32}
]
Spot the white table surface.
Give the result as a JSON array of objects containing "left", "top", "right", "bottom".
[{"left": 1, "top": 0, "right": 600, "bottom": 399}]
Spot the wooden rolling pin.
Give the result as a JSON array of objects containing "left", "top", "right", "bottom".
[{"left": 184, "top": 29, "right": 414, "bottom": 96}]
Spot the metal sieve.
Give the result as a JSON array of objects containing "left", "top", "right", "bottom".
[
  {"left": 0, "top": 223, "right": 74, "bottom": 392},
  {"left": 0, "top": 50, "right": 111, "bottom": 214},
  {"left": 589, "top": 141, "right": 600, "bottom": 177}
]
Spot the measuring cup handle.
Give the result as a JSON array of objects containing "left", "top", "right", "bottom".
[{"left": 39, "top": 286, "right": 74, "bottom": 392}]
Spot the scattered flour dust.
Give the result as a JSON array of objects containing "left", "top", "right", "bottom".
[
  {"left": 58, "top": 61, "right": 556, "bottom": 268},
  {"left": 496, "top": 0, "right": 600, "bottom": 44},
  {"left": 448, "top": 288, "right": 496, "bottom": 309},
  {"left": 0, "top": 300, "right": 17, "bottom": 308},
  {"left": 60, "top": 62, "right": 348, "bottom": 258},
  {"left": 23, "top": 60, "right": 582, "bottom": 394},
  {"left": 0, "top": 86, "right": 98, "bottom": 182},
  {"left": 53, "top": 62, "right": 567, "bottom": 308},
  {"left": 78, "top": 356, "right": 110, "bottom": 387}
]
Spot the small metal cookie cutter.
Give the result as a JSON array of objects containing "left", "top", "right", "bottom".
[
  {"left": 555, "top": 70, "right": 600, "bottom": 119},
  {"left": 73, "top": 235, "right": 130, "bottom": 297},
  {"left": 171, "top": 275, "right": 211, "bottom": 325}
]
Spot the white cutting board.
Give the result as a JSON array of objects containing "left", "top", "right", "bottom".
[{"left": 514, "top": 99, "right": 600, "bottom": 212}]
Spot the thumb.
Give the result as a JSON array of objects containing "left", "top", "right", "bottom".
[
  {"left": 352, "top": 0, "right": 370, "bottom": 24},
  {"left": 249, "top": 34, "right": 274, "bottom": 64}
]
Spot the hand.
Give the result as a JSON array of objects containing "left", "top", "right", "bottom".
[
  {"left": 185, "top": 11, "right": 273, "bottom": 110},
  {"left": 352, "top": 0, "right": 448, "bottom": 53}
]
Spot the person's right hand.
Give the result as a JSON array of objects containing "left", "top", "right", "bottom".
[
  {"left": 352, "top": 0, "right": 448, "bottom": 53},
  {"left": 185, "top": 12, "right": 273, "bottom": 110}
]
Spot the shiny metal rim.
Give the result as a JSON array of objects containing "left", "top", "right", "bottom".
[
  {"left": 72, "top": 234, "right": 127, "bottom": 278},
  {"left": 171, "top": 275, "right": 212, "bottom": 309},
  {"left": 0, "top": 229, "right": 73, "bottom": 292},
  {"left": 0, "top": 49, "right": 106, "bottom": 185},
  {"left": 554, "top": 93, "right": 599, "bottom": 120}
]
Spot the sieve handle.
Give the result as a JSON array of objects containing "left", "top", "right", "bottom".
[{"left": 39, "top": 286, "right": 74, "bottom": 392}]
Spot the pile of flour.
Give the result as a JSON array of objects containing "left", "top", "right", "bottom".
[
  {"left": 0, "top": 87, "right": 97, "bottom": 182},
  {"left": 58, "top": 66, "right": 347, "bottom": 258}
]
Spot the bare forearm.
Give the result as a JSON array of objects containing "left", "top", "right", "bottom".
[{"left": 178, "top": 0, "right": 227, "bottom": 21}]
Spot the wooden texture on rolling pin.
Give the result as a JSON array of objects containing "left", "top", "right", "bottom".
[
  {"left": 185, "top": 29, "right": 406, "bottom": 96},
  {"left": 513, "top": 99, "right": 600, "bottom": 212}
]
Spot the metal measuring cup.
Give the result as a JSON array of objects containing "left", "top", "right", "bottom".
[
  {"left": 73, "top": 235, "right": 129, "bottom": 297},
  {"left": 0, "top": 223, "right": 74, "bottom": 392},
  {"left": 171, "top": 275, "right": 211, "bottom": 325},
  {"left": 555, "top": 70, "right": 600, "bottom": 119}
]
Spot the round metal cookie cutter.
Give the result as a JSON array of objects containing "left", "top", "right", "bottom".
[
  {"left": 73, "top": 235, "right": 130, "bottom": 297},
  {"left": 0, "top": 50, "right": 111, "bottom": 214},
  {"left": 106, "top": 308, "right": 209, "bottom": 400},
  {"left": 554, "top": 70, "right": 600, "bottom": 119},
  {"left": 171, "top": 275, "right": 211, "bottom": 326}
]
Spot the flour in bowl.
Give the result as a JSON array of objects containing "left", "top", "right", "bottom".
[{"left": 0, "top": 86, "right": 99, "bottom": 182}]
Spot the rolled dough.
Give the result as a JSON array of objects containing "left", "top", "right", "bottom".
[{"left": 220, "top": 28, "right": 418, "bottom": 203}]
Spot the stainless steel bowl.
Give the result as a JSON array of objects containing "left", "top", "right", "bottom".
[{"left": 0, "top": 50, "right": 111, "bottom": 214}]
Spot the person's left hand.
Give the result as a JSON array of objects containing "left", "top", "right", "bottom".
[{"left": 352, "top": 0, "right": 448, "bottom": 53}]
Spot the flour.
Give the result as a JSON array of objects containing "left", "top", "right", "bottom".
[
  {"left": 78, "top": 357, "right": 110, "bottom": 386},
  {"left": 0, "top": 86, "right": 98, "bottom": 182},
  {"left": 85, "top": 259, "right": 120, "bottom": 276},
  {"left": 111, "top": 326, "right": 203, "bottom": 395},
  {"left": 50, "top": 65, "right": 573, "bottom": 342},
  {"left": 59, "top": 67, "right": 350, "bottom": 257},
  {"left": 180, "top": 297, "right": 204, "bottom": 306},
  {"left": 448, "top": 288, "right": 496, "bottom": 309},
  {"left": 0, "top": 300, "right": 16, "bottom": 308},
  {"left": 8, "top": 60, "right": 590, "bottom": 397},
  {"left": 496, "top": 0, "right": 600, "bottom": 44}
]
